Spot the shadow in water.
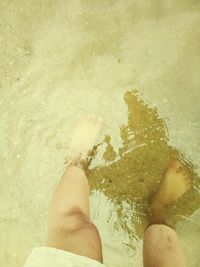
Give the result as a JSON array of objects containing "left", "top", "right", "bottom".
[{"left": 88, "top": 89, "right": 200, "bottom": 239}]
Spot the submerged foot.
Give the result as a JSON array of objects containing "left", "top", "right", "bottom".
[
  {"left": 66, "top": 115, "right": 103, "bottom": 169},
  {"left": 149, "top": 161, "right": 193, "bottom": 224},
  {"left": 152, "top": 160, "right": 193, "bottom": 206}
]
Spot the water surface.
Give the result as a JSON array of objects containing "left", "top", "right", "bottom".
[{"left": 0, "top": 1, "right": 200, "bottom": 267}]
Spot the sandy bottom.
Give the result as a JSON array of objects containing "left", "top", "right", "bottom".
[{"left": 0, "top": 1, "right": 200, "bottom": 267}]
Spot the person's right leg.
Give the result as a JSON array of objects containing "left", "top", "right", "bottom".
[
  {"left": 47, "top": 116, "right": 103, "bottom": 263},
  {"left": 143, "top": 161, "right": 192, "bottom": 267}
]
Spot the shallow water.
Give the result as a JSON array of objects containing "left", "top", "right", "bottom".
[{"left": 0, "top": 1, "right": 200, "bottom": 267}]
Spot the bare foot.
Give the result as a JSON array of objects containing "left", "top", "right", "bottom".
[
  {"left": 152, "top": 161, "right": 193, "bottom": 206},
  {"left": 66, "top": 115, "right": 103, "bottom": 168},
  {"left": 148, "top": 161, "right": 193, "bottom": 225}
]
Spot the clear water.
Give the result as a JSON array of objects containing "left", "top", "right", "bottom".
[{"left": 0, "top": 1, "right": 200, "bottom": 267}]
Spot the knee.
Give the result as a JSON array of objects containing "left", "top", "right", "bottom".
[
  {"left": 49, "top": 207, "right": 94, "bottom": 235},
  {"left": 47, "top": 208, "right": 103, "bottom": 263},
  {"left": 144, "top": 224, "right": 177, "bottom": 249},
  {"left": 65, "top": 210, "right": 95, "bottom": 235}
]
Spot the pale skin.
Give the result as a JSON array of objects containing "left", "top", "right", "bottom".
[{"left": 46, "top": 116, "right": 192, "bottom": 266}]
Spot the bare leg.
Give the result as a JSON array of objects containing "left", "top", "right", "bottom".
[
  {"left": 143, "top": 161, "right": 192, "bottom": 267},
  {"left": 47, "top": 116, "right": 103, "bottom": 263}
]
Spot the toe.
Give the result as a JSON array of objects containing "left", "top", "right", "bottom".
[
  {"left": 176, "top": 165, "right": 186, "bottom": 175},
  {"left": 168, "top": 160, "right": 182, "bottom": 172},
  {"left": 171, "top": 160, "right": 180, "bottom": 168},
  {"left": 184, "top": 175, "right": 192, "bottom": 184}
]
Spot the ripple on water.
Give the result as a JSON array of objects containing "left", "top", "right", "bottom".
[{"left": 88, "top": 89, "right": 200, "bottom": 239}]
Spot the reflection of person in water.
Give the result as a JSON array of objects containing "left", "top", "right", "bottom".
[{"left": 42, "top": 116, "right": 191, "bottom": 267}]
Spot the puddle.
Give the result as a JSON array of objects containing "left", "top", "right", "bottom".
[{"left": 88, "top": 90, "right": 200, "bottom": 241}]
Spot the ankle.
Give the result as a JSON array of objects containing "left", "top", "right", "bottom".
[
  {"left": 148, "top": 199, "right": 168, "bottom": 225},
  {"left": 150, "top": 199, "right": 166, "bottom": 211},
  {"left": 65, "top": 162, "right": 87, "bottom": 176}
]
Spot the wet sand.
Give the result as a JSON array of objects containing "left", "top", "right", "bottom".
[{"left": 0, "top": 1, "right": 200, "bottom": 267}]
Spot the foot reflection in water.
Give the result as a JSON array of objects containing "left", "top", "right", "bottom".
[{"left": 88, "top": 89, "right": 200, "bottom": 239}]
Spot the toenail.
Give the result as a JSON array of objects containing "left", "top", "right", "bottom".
[{"left": 176, "top": 166, "right": 182, "bottom": 173}]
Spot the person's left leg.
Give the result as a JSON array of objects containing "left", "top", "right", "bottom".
[
  {"left": 143, "top": 161, "right": 192, "bottom": 267},
  {"left": 46, "top": 116, "right": 103, "bottom": 263}
]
